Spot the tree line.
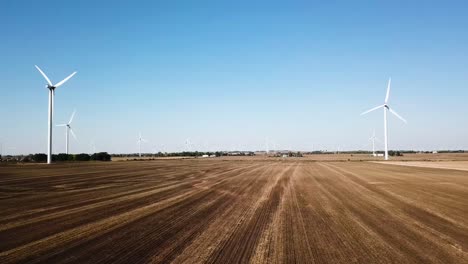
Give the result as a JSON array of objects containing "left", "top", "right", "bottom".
[
  {"left": 22, "top": 152, "right": 111, "bottom": 162},
  {"left": 113, "top": 151, "right": 255, "bottom": 158}
]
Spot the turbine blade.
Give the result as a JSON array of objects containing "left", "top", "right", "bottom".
[
  {"left": 56, "top": 124, "right": 67, "bottom": 127},
  {"left": 35, "top": 65, "right": 53, "bottom": 86},
  {"left": 68, "top": 110, "right": 76, "bottom": 124},
  {"left": 70, "top": 128, "right": 78, "bottom": 140},
  {"left": 361, "top": 105, "right": 384, "bottom": 115},
  {"left": 385, "top": 78, "right": 391, "bottom": 103},
  {"left": 388, "top": 107, "right": 407, "bottom": 123},
  {"left": 54, "top": 71, "right": 77, "bottom": 88}
]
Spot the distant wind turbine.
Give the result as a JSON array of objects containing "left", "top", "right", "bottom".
[
  {"left": 361, "top": 78, "right": 407, "bottom": 160},
  {"left": 137, "top": 132, "right": 147, "bottom": 158},
  {"left": 369, "top": 130, "right": 378, "bottom": 156},
  {"left": 35, "top": 65, "right": 77, "bottom": 164},
  {"left": 56, "top": 110, "right": 77, "bottom": 154},
  {"left": 185, "top": 138, "right": 192, "bottom": 152}
]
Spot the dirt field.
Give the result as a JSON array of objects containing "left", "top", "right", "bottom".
[
  {"left": 113, "top": 153, "right": 468, "bottom": 162},
  {"left": 0, "top": 160, "right": 467, "bottom": 263},
  {"left": 300, "top": 153, "right": 468, "bottom": 161},
  {"left": 378, "top": 161, "right": 468, "bottom": 172}
]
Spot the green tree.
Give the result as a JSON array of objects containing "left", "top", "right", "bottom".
[
  {"left": 32, "top": 153, "right": 47, "bottom": 163},
  {"left": 56, "top": 153, "right": 70, "bottom": 161},
  {"left": 91, "top": 152, "right": 111, "bottom": 161},
  {"left": 75, "top": 153, "right": 91, "bottom": 161}
]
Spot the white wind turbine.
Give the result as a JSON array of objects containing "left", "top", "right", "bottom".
[
  {"left": 369, "top": 130, "right": 378, "bottom": 156},
  {"left": 56, "top": 110, "right": 77, "bottom": 154},
  {"left": 137, "top": 132, "right": 147, "bottom": 157},
  {"left": 361, "top": 78, "right": 407, "bottom": 160},
  {"left": 185, "top": 138, "right": 192, "bottom": 152},
  {"left": 35, "top": 65, "right": 77, "bottom": 164}
]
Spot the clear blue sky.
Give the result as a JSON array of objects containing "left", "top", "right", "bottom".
[{"left": 1, "top": 1, "right": 467, "bottom": 154}]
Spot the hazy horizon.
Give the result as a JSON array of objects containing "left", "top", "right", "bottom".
[{"left": 1, "top": 1, "right": 468, "bottom": 155}]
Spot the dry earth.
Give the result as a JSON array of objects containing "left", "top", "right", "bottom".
[
  {"left": 0, "top": 160, "right": 467, "bottom": 263},
  {"left": 378, "top": 161, "right": 468, "bottom": 172}
]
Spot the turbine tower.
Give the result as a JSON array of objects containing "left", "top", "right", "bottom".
[
  {"left": 35, "top": 65, "right": 77, "bottom": 164},
  {"left": 56, "top": 110, "right": 77, "bottom": 154},
  {"left": 361, "top": 78, "right": 407, "bottom": 160}
]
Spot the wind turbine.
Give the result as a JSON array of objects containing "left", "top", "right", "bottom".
[
  {"left": 185, "top": 138, "right": 192, "bottom": 152},
  {"left": 56, "top": 110, "right": 77, "bottom": 154},
  {"left": 361, "top": 78, "right": 407, "bottom": 160},
  {"left": 35, "top": 65, "right": 77, "bottom": 164},
  {"left": 369, "top": 130, "right": 378, "bottom": 156},
  {"left": 137, "top": 132, "right": 147, "bottom": 157}
]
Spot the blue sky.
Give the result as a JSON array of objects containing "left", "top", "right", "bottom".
[{"left": 1, "top": 1, "right": 467, "bottom": 154}]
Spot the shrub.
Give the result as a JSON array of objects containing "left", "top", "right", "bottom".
[
  {"left": 388, "top": 151, "right": 403, "bottom": 157},
  {"left": 33, "top": 153, "right": 47, "bottom": 163},
  {"left": 21, "top": 155, "right": 32, "bottom": 162},
  {"left": 55, "top": 153, "right": 70, "bottom": 161},
  {"left": 91, "top": 152, "right": 111, "bottom": 161},
  {"left": 75, "top": 153, "right": 91, "bottom": 161}
]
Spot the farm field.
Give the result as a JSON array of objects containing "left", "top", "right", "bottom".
[
  {"left": 0, "top": 159, "right": 467, "bottom": 263},
  {"left": 377, "top": 161, "right": 468, "bottom": 172},
  {"left": 114, "top": 153, "right": 468, "bottom": 162}
]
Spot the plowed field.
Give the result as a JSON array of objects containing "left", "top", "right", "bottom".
[{"left": 0, "top": 160, "right": 467, "bottom": 263}]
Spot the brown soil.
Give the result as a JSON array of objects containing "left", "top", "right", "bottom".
[
  {"left": 0, "top": 160, "right": 467, "bottom": 263},
  {"left": 378, "top": 161, "right": 468, "bottom": 172}
]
